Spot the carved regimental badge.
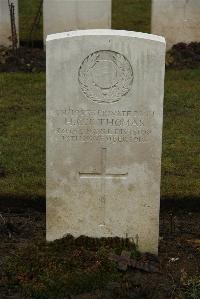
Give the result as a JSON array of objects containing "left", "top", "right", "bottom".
[{"left": 78, "top": 50, "right": 133, "bottom": 103}]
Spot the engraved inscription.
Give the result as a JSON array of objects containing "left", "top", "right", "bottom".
[
  {"left": 55, "top": 107, "right": 155, "bottom": 144},
  {"left": 78, "top": 50, "right": 133, "bottom": 103},
  {"left": 79, "top": 148, "right": 128, "bottom": 225}
]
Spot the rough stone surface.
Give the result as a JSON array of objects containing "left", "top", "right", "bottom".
[
  {"left": 0, "top": 0, "right": 19, "bottom": 47},
  {"left": 151, "top": 0, "right": 200, "bottom": 50},
  {"left": 43, "top": 0, "right": 111, "bottom": 43},
  {"left": 46, "top": 29, "right": 166, "bottom": 254}
]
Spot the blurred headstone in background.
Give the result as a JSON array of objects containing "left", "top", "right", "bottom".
[
  {"left": 151, "top": 0, "right": 200, "bottom": 50},
  {"left": 43, "top": 0, "right": 111, "bottom": 43}
]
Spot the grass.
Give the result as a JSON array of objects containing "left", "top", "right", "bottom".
[
  {"left": 0, "top": 73, "right": 45, "bottom": 198},
  {"left": 0, "top": 69, "right": 199, "bottom": 199},
  {"left": 112, "top": 0, "right": 151, "bottom": 33},
  {"left": 162, "top": 69, "right": 200, "bottom": 199},
  {"left": 19, "top": 0, "right": 43, "bottom": 43},
  {"left": 184, "top": 277, "right": 200, "bottom": 299}
]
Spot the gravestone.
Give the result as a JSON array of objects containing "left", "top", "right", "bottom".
[
  {"left": 43, "top": 0, "right": 111, "bottom": 43},
  {"left": 0, "top": 0, "right": 19, "bottom": 47},
  {"left": 46, "top": 29, "right": 166, "bottom": 254},
  {"left": 152, "top": 0, "right": 200, "bottom": 50}
]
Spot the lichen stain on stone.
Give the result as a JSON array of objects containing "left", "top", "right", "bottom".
[{"left": 128, "top": 184, "right": 135, "bottom": 192}]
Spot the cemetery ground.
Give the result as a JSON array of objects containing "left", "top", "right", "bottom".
[
  {"left": 0, "top": 67, "right": 200, "bottom": 298},
  {"left": 0, "top": 1, "right": 200, "bottom": 298}
]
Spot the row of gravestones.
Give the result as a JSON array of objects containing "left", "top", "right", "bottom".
[{"left": 0, "top": 0, "right": 200, "bottom": 49}]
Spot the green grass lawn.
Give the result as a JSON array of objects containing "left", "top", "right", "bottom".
[
  {"left": 0, "top": 69, "right": 199, "bottom": 200},
  {"left": 19, "top": 0, "right": 43, "bottom": 42},
  {"left": 162, "top": 69, "right": 200, "bottom": 199},
  {"left": 112, "top": 0, "right": 151, "bottom": 33},
  {"left": 0, "top": 73, "right": 45, "bottom": 198}
]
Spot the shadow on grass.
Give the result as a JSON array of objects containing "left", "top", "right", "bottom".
[
  {"left": 160, "top": 196, "right": 200, "bottom": 212},
  {"left": 0, "top": 194, "right": 45, "bottom": 212},
  {"left": 0, "top": 194, "right": 199, "bottom": 213}
]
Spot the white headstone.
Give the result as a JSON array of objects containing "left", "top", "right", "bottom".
[
  {"left": 46, "top": 29, "right": 165, "bottom": 254},
  {"left": 0, "top": 0, "right": 19, "bottom": 47},
  {"left": 152, "top": 0, "right": 200, "bottom": 50},
  {"left": 43, "top": 0, "right": 111, "bottom": 43}
]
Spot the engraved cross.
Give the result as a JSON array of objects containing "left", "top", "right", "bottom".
[{"left": 79, "top": 148, "right": 128, "bottom": 226}]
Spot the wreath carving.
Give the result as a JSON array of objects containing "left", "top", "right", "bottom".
[{"left": 78, "top": 50, "right": 133, "bottom": 103}]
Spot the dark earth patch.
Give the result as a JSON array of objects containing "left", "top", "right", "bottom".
[
  {"left": 0, "top": 198, "right": 200, "bottom": 299},
  {"left": 166, "top": 42, "right": 200, "bottom": 69},
  {"left": 0, "top": 46, "right": 45, "bottom": 72}
]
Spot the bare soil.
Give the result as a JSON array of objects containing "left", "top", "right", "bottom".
[
  {"left": 0, "top": 46, "right": 45, "bottom": 72},
  {"left": 0, "top": 197, "right": 200, "bottom": 299}
]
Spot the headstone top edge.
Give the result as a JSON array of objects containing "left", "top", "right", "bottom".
[{"left": 46, "top": 29, "right": 166, "bottom": 44}]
